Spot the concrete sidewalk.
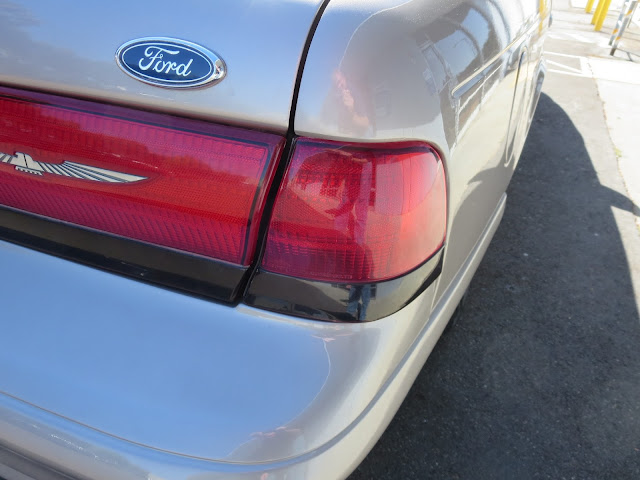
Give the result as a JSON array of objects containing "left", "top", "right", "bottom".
[{"left": 551, "top": 0, "right": 640, "bottom": 229}]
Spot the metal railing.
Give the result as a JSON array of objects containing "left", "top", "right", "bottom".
[
  {"left": 585, "top": 0, "right": 639, "bottom": 55},
  {"left": 609, "top": 0, "right": 639, "bottom": 54}
]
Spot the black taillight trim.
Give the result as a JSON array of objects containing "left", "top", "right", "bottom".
[
  {"left": 0, "top": 205, "right": 248, "bottom": 302},
  {"left": 243, "top": 248, "right": 443, "bottom": 322}
]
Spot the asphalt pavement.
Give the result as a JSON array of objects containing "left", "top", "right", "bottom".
[{"left": 350, "top": 1, "right": 640, "bottom": 478}]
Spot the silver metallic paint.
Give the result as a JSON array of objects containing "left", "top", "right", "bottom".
[
  {"left": 0, "top": 236, "right": 435, "bottom": 464},
  {"left": 294, "top": 0, "right": 548, "bottom": 303},
  {"left": 0, "top": 0, "right": 548, "bottom": 477},
  {"left": 0, "top": 192, "right": 505, "bottom": 479},
  {"left": 0, "top": 0, "right": 325, "bottom": 131}
]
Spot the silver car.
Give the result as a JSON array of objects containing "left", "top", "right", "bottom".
[{"left": 0, "top": 0, "right": 549, "bottom": 478}]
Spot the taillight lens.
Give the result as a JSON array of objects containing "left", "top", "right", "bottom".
[
  {"left": 0, "top": 91, "right": 284, "bottom": 265},
  {"left": 262, "top": 139, "right": 446, "bottom": 282}
]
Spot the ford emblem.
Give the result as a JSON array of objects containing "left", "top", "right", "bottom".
[{"left": 115, "top": 37, "right": 226, "bottom": 88}]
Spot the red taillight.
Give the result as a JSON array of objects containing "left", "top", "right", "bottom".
[
  {"left": 261, "top": 139, "right": 446, "bottom": 282},
  {"left": 0, "top": 91, "right": 284, "bottom": 265}
]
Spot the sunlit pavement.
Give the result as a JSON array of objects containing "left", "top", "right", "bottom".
[
  {"left": 558, "top": 0, "right": 640, "bottom": 233},
  {"left": 350, "top": 1, "right": 640, "bottom": 478}
]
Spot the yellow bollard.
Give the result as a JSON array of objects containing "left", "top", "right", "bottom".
[
  {"left": 595, "top": 0, "right": 613, "bottom": 30},
  {"left": 586, "top": 0, "right": 597, "bottom": 13},
  {"left": 540, "top": 0, "right": 550, "bottom": 34},
  {"left": 592, "top": 0, "right": 605, "bottom": 24}
]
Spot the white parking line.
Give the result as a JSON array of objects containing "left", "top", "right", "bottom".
[{"left": 545, "top": 51, "right": 593, "bottom": 78}]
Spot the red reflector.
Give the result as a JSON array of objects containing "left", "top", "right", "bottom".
[
  {"left": 0, "top": 90, "right": 284, "bottom": 265},
  {"left": 262, "top": 139, "right": 446, "bottom": 283}
]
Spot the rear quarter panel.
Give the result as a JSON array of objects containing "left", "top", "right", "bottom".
[{"left": 295, "top": 0, "right": 549, "bottom": 305}]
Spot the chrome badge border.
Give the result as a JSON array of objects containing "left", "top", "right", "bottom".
[{"left": 115, "top": 37, "right": 226, "bottom": 89}]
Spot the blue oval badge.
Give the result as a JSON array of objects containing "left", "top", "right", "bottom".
[{"left": 116, "top": 37, "right": 226, "bottom": 88}]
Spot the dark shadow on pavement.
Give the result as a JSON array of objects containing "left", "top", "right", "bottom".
[{"left": 350, "top": 93, "right": 640, "bottom": 479}]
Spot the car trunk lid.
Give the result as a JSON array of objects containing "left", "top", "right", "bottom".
[{"left": 0, "top": 1, "right": 325, "bottom": 300}]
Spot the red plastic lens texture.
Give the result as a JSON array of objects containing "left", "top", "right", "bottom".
[
  {"left": 262, "top": 139, "right": 446, "bottom": 283},
  {"left": 0, "top": 90, "right": 284, "bottom": 265}
]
